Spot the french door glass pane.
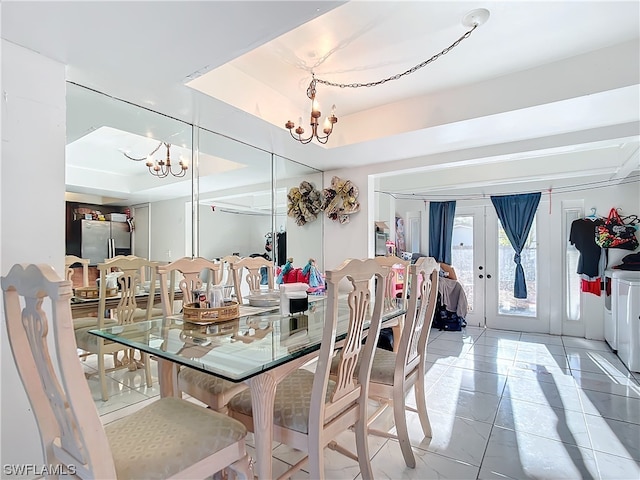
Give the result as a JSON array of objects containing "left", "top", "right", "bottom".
[
  {"left": 497, "top": 218, "right": 537, "bottom": 317},
  {"left": 565, "top": 209, "right": 581, "bottom": 321},
  {"left": 452, "top": 215, "right": 474, "bottom": 312}
]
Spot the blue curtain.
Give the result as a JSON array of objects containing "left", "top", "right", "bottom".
[
  {"left": 490, "top": 193, "right": 541, "bottom": 299},
  {"left": 428, "top": 201, "right": 456, "bottom": 264}
]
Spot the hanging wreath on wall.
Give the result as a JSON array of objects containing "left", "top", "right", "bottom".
[
  {"left": 287, "top": 180, "right": 323, "bottom": 226},
  {"left": 321, "top": 176, "right": 360, "bottom": 224}
]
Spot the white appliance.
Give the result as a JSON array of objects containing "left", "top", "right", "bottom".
[
  {"left": 615, "top": 274, "right": 640, "bottom": 372},
  {"left": 605, "top": 269, "right": 640, "bottom": 352}
]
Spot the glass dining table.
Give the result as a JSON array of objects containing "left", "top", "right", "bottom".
[{"left": 90, "top": 296, "right": 405, "bottom": 480}]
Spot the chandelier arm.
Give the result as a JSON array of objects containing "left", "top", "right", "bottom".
[{"left": 314, "top": 24, "right": 477, "bottom": 89}]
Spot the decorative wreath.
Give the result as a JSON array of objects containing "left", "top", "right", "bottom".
[
  {"left": 321, "top": 176, "right": 360, "bottom": 224},
  {"left": 287, "top": 180, "right": 323, "bottom": 226}
]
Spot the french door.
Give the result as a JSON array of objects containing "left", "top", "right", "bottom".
[{"left": 452, "top": 205, "right": 550, "bottom": 333}]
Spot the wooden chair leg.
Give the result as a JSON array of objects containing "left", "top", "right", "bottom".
[
  {"left": 307, "top": 432, "right": 324, "bottom": 480},
  {"left": 98, "top": 354, "right": 108, "bottom": 402},
  {"left": 144, "top": 353, "right": 153, "bottom": 388},
  {"left": 355, "top": 415, "right": 374, "bottom": 480},
  {"left": 393, "top": 387, "right": 416, "bottom": 468},
  {"left": 415, "top": 370, "right": 432, "bottom": 437},
  {"left": 229, "top": 454, "right": 253, "bottom": 480}
]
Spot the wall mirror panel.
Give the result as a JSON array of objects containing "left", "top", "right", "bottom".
[
  {"left": 66, "top": 82, "right": 193, "bottom": 265},
  {"left": 274, "top": 155, "right": 323, "bottom": 271},
  {"left": 65, "top": 83, "right": 323, "bottom": 274},
  {"left": 196, "top": 128, "right": 273, "bottom": 261}
]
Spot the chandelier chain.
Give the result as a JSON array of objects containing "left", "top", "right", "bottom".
[
  {"left": 123, "top": 141, "right": 164, "bottom": 162},
  {"left": 314, "top": 24, "right": 477, "bottom": 89}
]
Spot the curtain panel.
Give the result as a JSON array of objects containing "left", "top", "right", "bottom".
[
  {"left": 428, "top": 201, "right": 456, "bottom": 264},
  {"left": 490, "top": 192, "right": 541, "bottom": 299}
]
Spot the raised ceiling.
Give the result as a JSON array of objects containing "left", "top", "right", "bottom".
[{"left": 2, "top": 1, "right": 639, "bottom": 200}]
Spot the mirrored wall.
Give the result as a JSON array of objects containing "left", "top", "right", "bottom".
[{"left": 65, "top": 82, "right": 323, "bottom": 270}]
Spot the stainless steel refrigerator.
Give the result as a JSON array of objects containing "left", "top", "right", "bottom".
[{"left": 68, "top": 219, "right": 131, "bottom": 266}]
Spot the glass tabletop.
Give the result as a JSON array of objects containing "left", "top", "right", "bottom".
[{"left": 89, "top": 297, "right": 405, "bottom": 383}]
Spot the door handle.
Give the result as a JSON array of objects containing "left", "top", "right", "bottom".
[
  {"left": 486, "top": 274, "right": 492, "bottom": 279},
  {"left": 479, "top": 274, "right": 484, "bottom": 279},
  {"left": 478, "top": 266, "right": 484, "bottom": 270}
]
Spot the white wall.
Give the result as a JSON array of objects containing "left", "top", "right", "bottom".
[
  {"left": 323, "top": 169, "right": 370, "bottom": 270},
  {"left": 1, "top": 40, "right": 66, "bottom": 470}
]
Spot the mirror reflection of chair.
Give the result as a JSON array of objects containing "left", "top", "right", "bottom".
[
  {"left": 366, "top": 256, "right": 440, "bottom": 468},
  {"left": 74, "top": 255, "right": 158, "bottom": 401},
  {"left": 64, "top": 254, "right": 90, "bottom": 287},
  {"left": 374, "top": 255, "right": 411, "bottom": 352},
  {"left": 227, "top": 258, "right": 388, "bottom": 479},
  {"left": 157, "top": 257, "right": 247, "bottom": 413},
  {"left": 1, "top": 263, "right": 252, "bottom": 480},
  {"left": 230, "top": 256, "right": 274, "bottom": 305}
]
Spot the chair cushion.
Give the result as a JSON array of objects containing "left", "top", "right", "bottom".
[
  {"left": 330, "top": 347, "right": 397, "bottom": 386},
  {"left": 228, "top": 370, "right": 336, "bottom": 434},
  {"left": 178, "top": 367, "right": 246, "bottom": 403},
  {"left": 74, "top": 319, "right": 119, "bottom": 350},
  {"left": 105, "top": 397, "right": 246, "bottom": 480}
]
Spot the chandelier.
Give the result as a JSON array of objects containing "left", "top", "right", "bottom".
[
  {"left": 284, "top": 8, "right": 490, "bottom": 145},
  {"left": 285, "top": 75, "right": 337, "bottom": 145},
  {"left": 123, "top": 141, "right": 188, "bottom": 178}
]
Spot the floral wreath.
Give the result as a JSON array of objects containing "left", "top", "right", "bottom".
[
  {"left": 287, "top": 181, "right": 323, "bottom": 226},
  {"left": 321, "top": 176, "right": 360, "bottom": 224}
]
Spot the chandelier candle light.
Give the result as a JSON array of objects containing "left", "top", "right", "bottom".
[
  {"left": 285, "top": 8, "right": 490, "bottom": 145},
  {"left": 123, "top": 141, "right": 189, "bottom": 178}
]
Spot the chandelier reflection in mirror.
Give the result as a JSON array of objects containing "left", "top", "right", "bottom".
[
  {"left": 123, "top": 141, "right": 188, "bottom": 178},
  {"left": 284, "top": 8, "right": 490, "bottom": 145}
]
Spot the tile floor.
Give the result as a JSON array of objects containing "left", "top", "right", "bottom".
[{"left": 90, "top": 326, "right": 640, "bottom": 479}]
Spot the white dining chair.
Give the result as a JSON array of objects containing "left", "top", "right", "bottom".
[
  {"left": 366, "top": 256, "right": 440, "bottom": 467},
  {"left": 1, "top": 263, "right": 252, "bottom": 480},
  {"left": 64, "top": 254, "right": 90, "bottom": 287},
  {"left": 374, "top": 255, "right": 411, "bottom": 352},
  {"left": 227, "top": 257, "right": 388, "bottom": 479},
  {"left": 157, "top": 257, "right": 248, "bottom": 413},
  {"left": 230, "top": 256, "right": 274, "bottom": 304},
  {"left": 73, "top": 255, "right": 158, "bottom": 401}
]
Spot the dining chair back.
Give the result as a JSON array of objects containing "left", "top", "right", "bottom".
[
  {"left": 228, "top": 257, "right": 388, "bottom": 479},
  {"left": 64, "top": 254, "right": 90, "bottom": 287},
  {"left": 230, "top": 256, "right": 274, "bottom": 304},
  {"left": 157, "top": 256, "right": 221, "bottom": 315},
  {"left": 73, "top": 255, "right": 158, "bottom": 401},
  {"left": 367, "top": 256, "right": 440, "bottom": 468},
  {"left": 374, "top": 255, "right": 411, "bottom": 352},
  {"left": 1, "top": 263, "right": 252, "bottom": 480},
  {"left": 157, "top": 257, "right": 247, "bottom": 413}
]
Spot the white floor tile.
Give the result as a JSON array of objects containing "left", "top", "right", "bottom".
[
  {"left": 593, "top": 449, "right": 640, "bottom": 480},
  {"left": 584, "top": 413, "right": 640, "bottom": 461},
  {"left": 572, "top": 370, "right": 640, "bottom": 399},
  {"left": 403, "top": 410, "right": 492, "bottom": 467},
  {"left": 503, "top": 374, "right": 584, "bottom": 412},
  {"left": 579, "top": 389, "right": 640, "bottom": 425},
  {"left": 566, "top": 348, "right": 630, "bottom": 376},
  {"left": 519, "top": 332, "right": 564, "bottom": 345},
  {"left": 495, "top": 397, "right": 592, "bottom": 448},
  {"left": 371, "top": 440, "right": 480, "bottom": 480},
  {"left": 479, "top": 426, "right": 599, "bottom": 480},
  {"left": 427, "top": 384, "right": 501, "bottom": 423},
  {"left": 562, "top": 336, "right": 612, "bottom": 352},
  {"left": 434, "top": 366, "right": 507, "bottom": 397}
]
